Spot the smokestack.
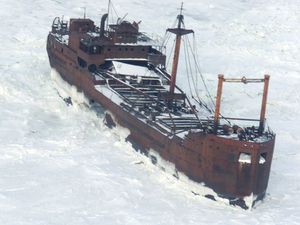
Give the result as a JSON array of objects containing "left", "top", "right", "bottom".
[{"left": 100, "top": 13, "right": 108, "bottom": 37}]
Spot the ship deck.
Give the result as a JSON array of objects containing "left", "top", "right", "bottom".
[
  {"left": 93, "top": 61, "right": 219, "bottom": 136},
  {"left": 92, "top": 61, "right": 274, "bottom": 143}
]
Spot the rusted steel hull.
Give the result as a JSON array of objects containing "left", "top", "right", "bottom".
[{"left": 47, "top": 35, "right": 275, "bottom": 209}]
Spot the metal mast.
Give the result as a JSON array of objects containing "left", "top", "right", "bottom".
[{"left": 167, "top": 3, "right": 194, "bottom": 96}]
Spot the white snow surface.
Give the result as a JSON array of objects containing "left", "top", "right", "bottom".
[{"left": 0, "top": 0, "right": 300, "bottom": 224}]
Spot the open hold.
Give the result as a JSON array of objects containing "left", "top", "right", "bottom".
[{"left": 104, "top": 113, "right": 116, "bottom": 129}]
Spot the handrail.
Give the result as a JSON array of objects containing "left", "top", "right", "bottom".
[{"left": 221, "top": 117, "right": 260, "bottom": 122}]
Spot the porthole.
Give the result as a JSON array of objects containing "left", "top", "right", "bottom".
[
  {"left": 259, "top": 153, "right": 267, "bottom": 164},
  {"left": 238, "top": 152, "right": 251, "bottom": 164}
]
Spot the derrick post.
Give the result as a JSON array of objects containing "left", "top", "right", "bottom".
[
  {"left": 259, "top": 75, "right": 270, "bottom": 135},
  {"left": 214, "top": 74, "right": 224, "bottom": 134}
]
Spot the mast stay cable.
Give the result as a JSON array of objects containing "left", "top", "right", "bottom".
[{"left": 182, "top": 22, "right": 231, "bottom": 125}]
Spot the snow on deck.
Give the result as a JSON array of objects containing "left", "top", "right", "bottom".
[
  {"left": 52, "top": 33, "right": 69, "bottom": 45},
  {"left": 94, "top": 84, "right": 124, "bottom": 105},
  {"left": 112, "top": 61, "right": 159, "bottom": 77}
]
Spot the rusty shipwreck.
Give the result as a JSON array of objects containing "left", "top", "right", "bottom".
[{"left": 46, "top": 6, "right": 275, "bottom": 209}]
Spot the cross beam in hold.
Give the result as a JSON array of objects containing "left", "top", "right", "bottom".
[{"left": 214, "top": 74, "right": 270, "bottom": 135}]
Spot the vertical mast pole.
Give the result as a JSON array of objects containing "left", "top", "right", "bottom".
[
  {"left": 169, "top": 34, "right": 182, "bottom": 94},
  {"left": 167, "top": 3, "right": 193, "bottom": 103},
  {"left": 259, "top": 74, "right": 270, "bottom": 135},
  {"left": 214, "top": 74, "right": 224, "bottom": 134},
  {"left": 169, "top": 3, "right": 184, "bottom": 95}
]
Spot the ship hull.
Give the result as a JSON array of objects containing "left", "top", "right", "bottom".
[{"left": 47, "top": 36, "right": 275, "bottom": 209}]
